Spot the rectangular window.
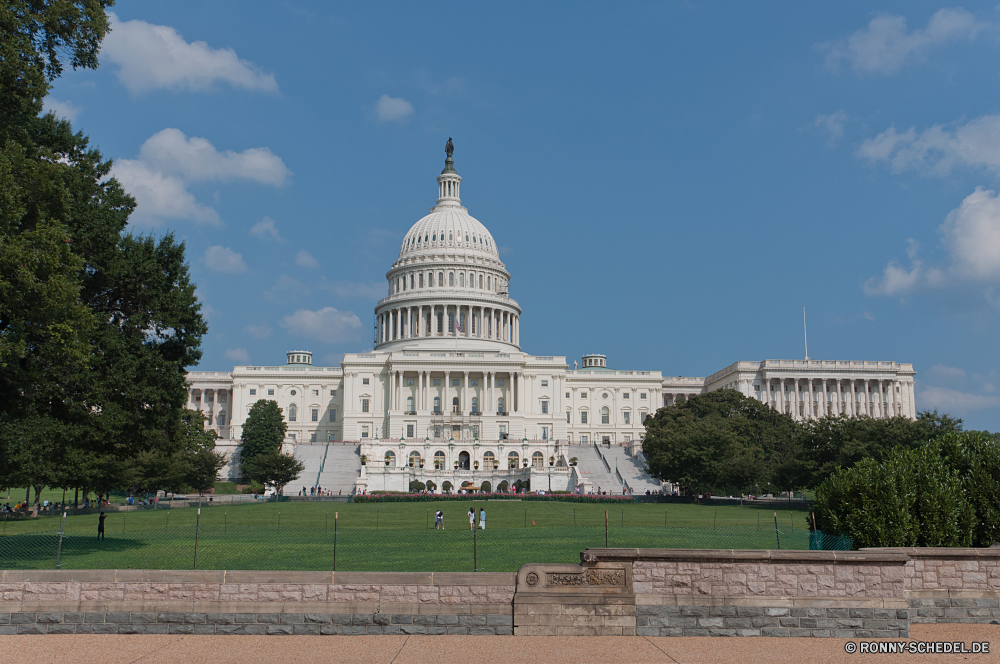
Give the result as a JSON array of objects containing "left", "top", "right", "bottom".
[
  {"left": 267, "top": 389, "right": 274, "bottom": 396},
  {"left": 565, "top": 392, "right": 570, "bottom": 398},
  {"left": 206, "top": 393, "right": 214, "bottom": 403},
  {"left": 329, "top": 409, "right": 337, "bottom": 422},
  {"left": 541, "top": 380, "right": 548, "bottom": 387},
  {"left": 330, "top": 389, "right": 336, "bottom": 396},
  {"left": 312, "top": 389, "right": 319, "bottom": 396},
  {"left": 566, "top": 411, "right": 571, "bottom": 423},
  {"left": 641, "top": 412, "right": 648, "bottom": 424},
  {"left": 434, "top": 379, "right": 441, "bottom": 386},
  {"left": 497, "top": 380, "right": 504, "bottom": 387},
  {"left": 434, "top": 425, "right": 442, "bottom": 438},
  {"left": 542, "top": 427, "right": 549, "bottom": 440},
  {"left": 361, "top": 426, "right": 369, "bottom": 438},
  {"left": 249, "top": 389, "right": 256, "bottom": 396},
  {"left": 623, "top": 393, "right": 629, "bottom": 399},
  {"left": 640, "top": 393, "right": 647, "bottom": 399},
  {"left": 623, "top": 411, "right": 630, "bottom": 424},
  {"left": 406, "top": 424, "right": 414, "bottom": 438},
  {"left": 581, "top": 435, "right": 588, "bottom": 444},
  {"left": 310, "top": 434, "right": 317, "bottom": 442},
  {"left": 219, "top": 393, "right": 227, "bottom": 403},
  {"left": 452, "top": 379, "right": 459, "bottom": 386},
  {"left": 581, "top": 392, "right": 588, "bottom": 398},
  {"left": 362, "top": 378, "right": 370, "bottom": 385},
  {"left": 362, "top": 399, "right": 370, "bottom": 413},
  {"left": 581, "top": 411, "right": 588, "bottom": 424},
  {"left": 472, "top": 425, "right": 479, "bottom": 439},
  {"left": 311, "top": 409, "right": 318, "bottom": 422},
  {"left": 407, "top": 379, "right": 413, "bottom": 386},
  {"left": 471, "top": 380, "right": 478, "bottom": 386},
  {"left": 624, "top": 434, "right": 631, "bottom": 442},
  {"left": 541, "top": 400, "right": 549, "bottom": 414}
]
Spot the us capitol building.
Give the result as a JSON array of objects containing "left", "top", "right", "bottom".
[{"left": 187, "top": 142, "right": 918, "bottom": 494}]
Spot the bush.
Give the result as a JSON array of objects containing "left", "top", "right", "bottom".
[
  {"left": 241, "top": 480, "right": 265, "bottom": 494},
  {"left": 353, "top": 492, "right": 636, "bottom": 504},
  {"left": 408, "top": 480, "right": 426, "bottom": 492},
  {"left": 815, "top": 432, "right": 997, "bottom": 548}
]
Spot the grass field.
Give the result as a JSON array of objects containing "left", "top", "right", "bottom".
[{"left": 0, "top": 499, "right": 819, "bottom": 572}]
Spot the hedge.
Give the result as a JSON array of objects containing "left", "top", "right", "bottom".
[{"left": 354, "top": 492, "right": 637, "bottom": 504}]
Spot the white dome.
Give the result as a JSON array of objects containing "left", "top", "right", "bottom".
[{"left": 398, "top": 207, "right": 499, "bottom": 261}]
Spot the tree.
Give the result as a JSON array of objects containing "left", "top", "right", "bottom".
[
  {"left": 409, "top": 480, "right": 426, "bottom": 492},
  {"left": 642, "top": 390, "right": 801, "bottom": 496},
  {"left": 239, "top": 400, "right": 286, "bottom": 479},
  {"left": 795, "top": 411, "right": 965, "bottom": 488},
  {"left": 242, "top": 452, "right": 303, "bottom": 495}
]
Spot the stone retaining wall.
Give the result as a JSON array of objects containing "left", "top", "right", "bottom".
[{"left": 0, "top": 570, "right": 515, "bottom": 636}]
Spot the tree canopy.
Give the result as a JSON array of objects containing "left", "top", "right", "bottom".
[
  {"left": 1, "top": 0, "right": 209, "bottom": 510},
  {"left": 239, "top": 400, "right": 287, "bottom": 480}
]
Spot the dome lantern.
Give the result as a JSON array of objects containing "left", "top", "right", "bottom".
[{"left": 436, "top": 137, "right": 461, "bottom": 207}]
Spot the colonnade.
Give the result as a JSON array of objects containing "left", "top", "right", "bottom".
[
  {"left": 662, "top": 393, "right": 700, "bottom": 407},
  {"left": 754, "top": 377, "right": 913, "bottom": 420},
  {"left": 377, "top": 303, "right": 519, "bottom": 346},
  {"left": 386, "top": 369, "right": 522, "bottom": 415},
  {"left": 187, "top": 388, "right": 232, "bottom": 431}
]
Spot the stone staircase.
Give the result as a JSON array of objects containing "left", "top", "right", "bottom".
[
  {"left": 570, "top": 444, "right": 620, "bottom": 493},
  {"left": 601, "top": 445, "right": 662, "bottom": 493},
  {"left": 291, "top": 443, "right": 328, "bottom": 487},
  {"left": 315, "top": 443, "right": 362, "bottom": 495}
]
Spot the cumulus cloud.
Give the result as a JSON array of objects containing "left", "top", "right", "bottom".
[
  {"left": 821, "top": 8, "right": 987, "bottom": 75},
  {"left": 812, "top": 110, "right": 848, "bottom": 147},
  {"left": 42, "top": 98, "right": 81, "bottom": 122},
  {"left": 225, "top": 348, "right": 251, "bottom": 364},
  {"left": 927, "top": 364, "right": 967, "bottom": 384},
  {"left": 859, "top": 114, "right": 1000, "bottom": 177},
  {"left": 246, "top": 322, "right": 273, "bottom": 339},
  {"left": 102, "top": 13, "right": 278, "bottom": 93},
  {"left": 113, "top": 128, "right": 290, "bottom": 226},
  {"left": 280, "top": 307, "right": 363, "bottom": 344},
  {"left": 250, "top": 216, "right": 284, "bottom": 241},
  {"left": 864, "top": 187, "right": 1000, "bottom": 296},
  {"left": 295, "top": 250, "right": 318, "bottom": 268},
  {"left": 917, "top": 384, "right": 1000, "bottom": 414},
  {"left": 375, "top": 94, "right": 414, "bottom": 122},
  {"left": 203, "top": 245, "right": 248, "bottom": 273}
]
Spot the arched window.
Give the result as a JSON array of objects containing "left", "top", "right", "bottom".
[
  {"left": 479, "top": 274, "right": 483, "bottom": 288},
  {"left": 434, "top": 450, "right": 446, "bottom": 469},
  {"left": 601, "top": 406, "right": 610, "bottom": 424},
  {"left": 487, "top": 276, "right": 491, "bottom": 289},
  {"left": 449, "top": 272, "right": 454, "bottom": 286},
  {"left": 483, "top": 451, "right": 496, "bottom": 469},
  {"left": 409, "top": 451, "right": 421, "bottom": 467},
  {"left": 532, "top": 451, "right": 544, "bottom": 468},
  {"left": 508, "top": 451, "right": 520, "bottom": 468},
  {"left": 459, "top": 273, "right": 464, "bottom": 287},
  {"left": 471, "top": 397, "right": 478, "bottom": 413},
  {"left": 396, "top": 278, "right": 400, "bottom": 293},
  {"left": 419, "top": 273, "right": 424, "bottom": 287},
  {"left": 449, "top": 233, "right": 453, "bottom": 241},
  {"left": 410, "top": 274, "right": 414, "bottom": 289},
  {"left": 498, "top": 397, "right": 505, "bottom": 413},
  {"left": 433, "top": 397, "right": 441, "bottom": 413},
  {"left": 406, "top": 396, "right": 414, "bottom": 413},
  {"left": 452, "top": 397, "right": 459, "bottom": 413},
  {"left": 438, "top": 272, "right": 444, "bottom": 287},
  {"left": 287, "top": 404, "right": 297, "bottom": 422},
  {"left": 384, "top": 451, "right": 396, "bottom": 466},
  {"left": 465, "top": 234, "right": 469, "bottom": 242}
]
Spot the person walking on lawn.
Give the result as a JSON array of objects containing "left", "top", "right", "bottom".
[
  {"left": 468, "top": 507, "right": 475, "bottom": 530},
  {"left": 435, "top": 509, "right": 444, "bottom": 529},
  {"left": 97, "top": 512, "right": 106, "bottom": 541},
  {"left": 479, "top": 507, "right": 486, "bottom": 530}
]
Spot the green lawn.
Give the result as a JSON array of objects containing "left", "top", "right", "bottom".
[{"left": 0, "top": 499, "right": 816, "bottom": 572}]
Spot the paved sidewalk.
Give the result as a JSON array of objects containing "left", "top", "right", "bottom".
[{"left": 2, "top": 624, "right": 998, "bottom": 663}]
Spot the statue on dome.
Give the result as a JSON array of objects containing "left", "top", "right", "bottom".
[{"left": 445, "top": 137, "right": 454, "bottom": 158}]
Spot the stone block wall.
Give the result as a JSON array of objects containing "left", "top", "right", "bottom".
[{"left": 0, "top": 570, "right": 515, "bottom": 635}]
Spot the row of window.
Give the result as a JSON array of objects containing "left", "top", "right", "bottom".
[
  {"left": 564, "top": 391, "right": 647, "bottom": 400},
  {"left": 191, "top": 392, "right": 228, "bottom": 404},
  {"left": 404, "top": 230, "right": 491, "bottom": 251},
  {"left": 384, "top": 449, "right": 551, "bottom": 469},
  {"left": 392, "top": 270, "right": 505, "bottom": 294},
  {"left": 249, "top": 388, "right": 338, "bottom": 397},
  {"left": 573, "top": 408, "right": 648, "bottom": 425},
  {"left": 284, "top": 404, "right": 338, "bottom": 422}
]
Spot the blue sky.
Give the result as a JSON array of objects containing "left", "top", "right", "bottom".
[{"left": 45, "top": 1, "right": 1000, "bottom": 430}]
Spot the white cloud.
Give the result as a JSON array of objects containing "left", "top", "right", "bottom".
[
  {"left": 203, "top": 245, "right": 248, "bottom": 274},
  {"left": 821, "top": 8, "right": 987, "bottom": 75},
  {"left": 42, "top": 98, "right": 81, "bottom": 122},
  {"left": 263, "top": 274, "right": 308, "bottom": 302},
  {"left": 113, "top": 128, "right": 290, "bottom": 226},
  {"left": 295, "top": 250, "right": 318, "bottom": 268},
  {"left": 859, "top": 115, "right": 1000, "bottom": 177},
  {"left": 102, "top": 13, "right": 278, "bottom": 93},
  {"left": 864, "top": 187, "right": 1000, "bottom": 296},
  {"left": 246, "top": 322, "right": 273, "bottom": 339},
  {"left": 813, "top": 110, "right": 848, "bottom": 146},
  {"left": 375, "top": 94, "right": 414, "bottom": 122},
  {"left": 927, "top": 364, "right": 967, "bottom": 384},
  {"left": 917, "top": 384, "right": 1000, "bottom": 413},
  {"left": 280, "top": 307, "right": 363, "bottom": 344},
  {"left": 225, "top": 348, "right": 251, "bottom": 364},
  {"left": 250, "top": 216, "right": 284, "bottom": 242},
  {"left": 318, "top": 281, "right": 386, "bottom": 300}
]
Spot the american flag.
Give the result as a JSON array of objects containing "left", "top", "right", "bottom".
[{"left": 455, "top": 319, "right": 463, "bottom": 333}]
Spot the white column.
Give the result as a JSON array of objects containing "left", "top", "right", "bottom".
[
  {"left": 909, "top": 382, "right": 916, "bottom": 418},
  {"left": 388, "top": 369, "right": 394, "bottom": 412},
  {"left": 863, "top": 380, "right": 870, "bottom": 417},
  {"left": 463, "top": 372, "right": 469, "bottom": 413},
  {"left": 847, "top": 380, "right": 855, "bottom": 417},
  {"left": 778, "top": 378, "right": 785, "bottom": 415},
  {"left": 444, "top": 371, "right": 450, "bottom": 412},
  {"left": 806, "top": 379, "right": 814, "bottom": 419},
  {"left": 513, "top": 372, "right": 518, "bottom": 413},
  {"left": 821, "top": 380, "right": 828, "bottom": 417}
]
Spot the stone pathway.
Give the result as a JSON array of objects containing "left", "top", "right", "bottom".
[{"left": 2, "top": 624, "right": 998, "bottom": 663}]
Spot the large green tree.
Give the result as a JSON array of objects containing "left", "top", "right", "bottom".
[
  {"left": 242, "top": 452, "right": 304, "bottom": 495},
  {"left": 642, "top": 390, "right": 801, "bottom": 496},
  {"left": 239, "top": 400, "right": 287, "bottom": 480},
  {"left": 0, "top": 1, "right": 207, "bottom": 512}
]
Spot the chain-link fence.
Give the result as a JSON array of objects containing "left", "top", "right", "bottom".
[{"left": 0, "top": 520, "right": 851, "bottom": 572}]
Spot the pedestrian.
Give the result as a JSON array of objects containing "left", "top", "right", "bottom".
[
  {"left": 479, "top": 507, "right": 486, "bottom": 530},
  {"left": 468, "top": 507, "right": 475, "bottom": 530},
  {"left": 97, "top": 511, "right": 106, "bottom": 541},
  {"left": 435, "top": 509, "right": 444, "bottom": 529}
]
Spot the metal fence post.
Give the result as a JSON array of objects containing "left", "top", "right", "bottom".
[
  {"left": 773, "top": 511, "right": 781, "bottom": 550},
  {"left": 193, "top": 508, "right": 201, "bottom": 569},
  {"left": 334, "top": 511, "right": 338, "bottom": 571},
  {"left": 605, "top": 510, "right": 608, "bottom": 548},
  {"left": 55, "top": 512, "right": 67, "bottom": 569},
  {"left": 473, "top": 518, "right": 477, "bottom": 572}
]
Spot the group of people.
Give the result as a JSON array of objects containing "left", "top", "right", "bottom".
[
  {"left": 297, "top": 486, "right": 343, "bottom": 497},
  {"left": 430, "top": 508, "right": 486, "bottom": 530}
]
